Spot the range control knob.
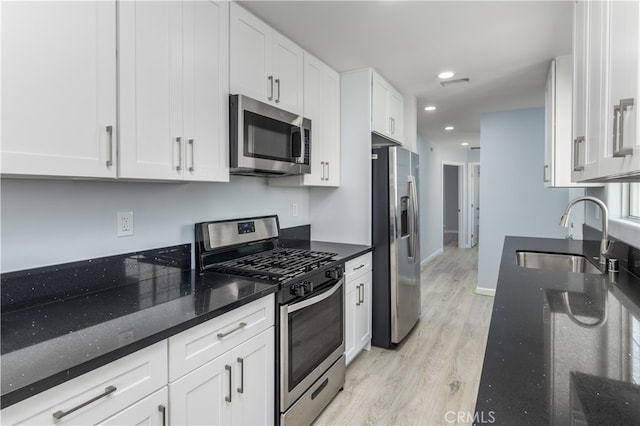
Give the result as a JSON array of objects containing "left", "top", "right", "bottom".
[
  {"left": 290, "top": 281, "right": 313, "bottom": 297},
  {"left": 325, "top": 267, "right": 342, "bottom": 280}
]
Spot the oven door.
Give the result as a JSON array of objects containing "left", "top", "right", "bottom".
[
  {"left": 280, "top": 278, "right": 344, "bottom": 410},
  {"left": 230, "top": 94, "right": 311, "bottom": 176}
]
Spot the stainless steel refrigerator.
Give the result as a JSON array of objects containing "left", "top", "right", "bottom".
[{"left": 371, "top": 142, "right": 421, "bottom": 348}]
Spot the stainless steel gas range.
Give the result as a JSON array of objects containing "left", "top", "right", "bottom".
[{"left": 195, "top": 215, "right": 345, "bottom": 426}]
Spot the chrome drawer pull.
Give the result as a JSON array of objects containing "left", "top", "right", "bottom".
[
  {"left": 217, "top": 322, "right": 247, "bottom": 339},
  {"left": 353, "top": 264, "right": 365, "bottom": 271},
  {"left": 158, "top": 404, "right": 167, "bottom": 426},
  {"left": 237, "top": 357, "right": 244, "bottom": 394},
  {"left": 52, "top": 385, "right": 117, "bottom": 420},
  {"left": 225, "top": 365, "right": 232, "bottom": 402}
]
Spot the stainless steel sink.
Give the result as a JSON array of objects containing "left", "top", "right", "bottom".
[{"left": 515, "top": 251, "right": 603, "bottom": 274}]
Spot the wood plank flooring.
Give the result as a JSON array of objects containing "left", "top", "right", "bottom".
[{"left": 314, "top": 244, "right": 493, "bottom": 426}]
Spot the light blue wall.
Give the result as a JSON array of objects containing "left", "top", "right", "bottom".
[
  {"left": 477, "top": 107, "right": 571, "bottom": 291},
  {"left": 417, "top": 136, "right": 469, "bottom": 261},
  {"left": 1, "top": 177, "right": 309, "bottom": 272}
]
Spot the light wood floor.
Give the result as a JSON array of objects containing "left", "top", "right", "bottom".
[{"left": 314, "top": 244, "right": 494, "bottom": 426}]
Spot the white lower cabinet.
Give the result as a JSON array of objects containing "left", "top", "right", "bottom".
[
  {"left": 0, "top": 296, "right": 275, "bottom": 426},
  {"left": 344, "top": 253, "right": 372, "bottom": 365},
  {"left": 98, "top": 387, "right": 168, "bottom": 426},
  {"left": 0, "top": 341, "right": 168, "bottom": 425},
  {"left": 169, "top": 328, "right": 275, "bottom": 426}
]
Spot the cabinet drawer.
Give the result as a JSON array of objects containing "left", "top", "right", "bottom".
[
  {"left": 345, "top": 253, "right": 372, "bottom": 278},
  {"left": 1, "top": 341, "right": 167, "bottom": 425},
  {"left": 168, "top": 294, "right": 275, "bottom": 381}
]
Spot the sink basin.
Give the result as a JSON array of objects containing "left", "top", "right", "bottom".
[{"left": 515, "top": 251, "right": 603, "bottom": 274}]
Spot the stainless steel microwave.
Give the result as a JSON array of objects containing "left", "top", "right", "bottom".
[{"left": 230, "top": 94, "right": 311, "bottom": 176}]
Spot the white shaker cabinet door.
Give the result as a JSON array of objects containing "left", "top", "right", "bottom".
[
  {"left": 322, "top": 65, "right": 341, "bottom": 186},
  {"left": 1, "top": 1, "right": 117, "bottom": 178},
  {"left": 182, "top": 0, "right": 230, "bottom": 182},
  {"left": 118, "top": 0, "right": 184, "bottom": 180},
  {"left": 169, "top": 352, "right": 234, "bottom": 426},
  {"left": 598, "top": 0, "right": 640, "bottom": 178},
  {"left": 271, "top": 32, "right": 304, "bottom": 115},
  {"left": 230, "top": 3, "right": 272, "bottom": 104},
  {"left": 231, "top": 328, "right": 275, "bottom": 426}
]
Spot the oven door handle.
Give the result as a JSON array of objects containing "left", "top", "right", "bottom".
[{"left": 287, "top": 279, "right": 343, "bottom": 314}]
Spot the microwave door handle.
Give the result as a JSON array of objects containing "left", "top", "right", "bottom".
[{"left": 291, "top": 128, "right": 303, "bottom": 163}]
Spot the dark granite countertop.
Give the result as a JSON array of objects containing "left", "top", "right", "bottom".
[
  {"left": 0, "top": 240, "right": 371, "bottom": 409},
  {"left": 475, "top": 236, "right": 640, "bottom": 425}
]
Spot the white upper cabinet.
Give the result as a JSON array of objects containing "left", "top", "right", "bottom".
[
  {"left": 598, "top": 0, "right": 640, "bottom": 179},
  {"left": 230, "top": 3, "right": 303, "bottom": 115},
  {"left": 270, "top": 52, "right": 341, "bottom": 187},
  {"left": 371, "top": 71, "right": 404, "bottom": 144},
  {"left": 545, "top": 56, "right": 600, "bottom": 187},
  {"left": 572, "top": 0, "right": 640, "bottom": 182},
  {"left": 119, "top": 0, "right": 229, "bottom": 181},
  {"left": 1, "top": 1, "right": 117, "bottom": 178}
]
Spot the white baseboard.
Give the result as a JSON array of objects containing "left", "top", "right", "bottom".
[
  {"left": 421, "top": 248, "right": 443, "bottom": 266},
  {"left": 474, "top": 286, "right": 496, "bottom": 297}
]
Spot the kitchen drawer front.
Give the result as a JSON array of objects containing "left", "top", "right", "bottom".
[
  {"left": 1, "top": 341, "right": 167, "bottom": 425},
  {"left": 345, "top": 252, "right": 372, "bottom": 278},
  {"left": 168, "top": 294, "right": 275, "bottom": 381}
]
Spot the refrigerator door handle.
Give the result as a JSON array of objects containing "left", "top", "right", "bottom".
[{"left": 408, "top": 175, "right": 418, "bottom": 263}]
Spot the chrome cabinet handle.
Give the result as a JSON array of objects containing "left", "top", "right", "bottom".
[
  {"left": 268, "top": 76, "right": 274, "bottom": 100},
  {"left": 356, "top": 284, "right": 361, "bottom": 306},
  {"left": 52, "top": 386, "right": 117, "bottom": 419},
  {"left": 359, "top": 283, "right": 365, "bottom": 304},
  {"left": 225, "top": 365, "right": 232, "bottom": 402},
  {"left": 188, "top": 139, "right": 195, "bottom": 172},
  {"left": 573, "top": 137, "right": 585, "bottom": 171},
  {"left": 275, "top": 78, "right": 281, "bottom": 103},
  {"left": 543, "top": 165, "right": 550, "bottom": 183},
  {"left": 176, "top": 137, "right": 182, "bottom": 171},
  {"left": 613, "top": 98, "right": 635, "bottom": 157},
  {"left": 217, "top": 322, "right": 247, "bottom": 339},
  {"left": 353, "top": 264, "right": 365, "bottom": 271},
  {"left": 106, "top": 125, "right": 113, "bottom": 167},
  {"left": 326, "top": 162, "right": 330, "bottom": 181},
  {"left": 320, "top": 161, "right": 325, "bottom": 180},
  {"left": 237, "top": 357, "right": 244, "bottom": 394},
  {"left": 388, "top": 117, "right": 393, "bottom": 133},
  {"left": 158, "top": 405, "right": 166, "bottom": 426}
]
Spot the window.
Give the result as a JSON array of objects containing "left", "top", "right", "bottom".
[{"left": 630, "top": 183, "right": 640, "bottom": 219}]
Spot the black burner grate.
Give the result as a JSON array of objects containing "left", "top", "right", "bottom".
[{"left": 209, "top": 248, "right": 337, "bottom": 282}]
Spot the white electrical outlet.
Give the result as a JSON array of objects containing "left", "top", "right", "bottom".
[
  {"left": 117, "top": 211, "right": 134, "bottom": 237},
  {"left": 292, "top": 202, "right": 298, "bottom": 217}
]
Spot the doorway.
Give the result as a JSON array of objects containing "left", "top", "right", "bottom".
[
  {"left": 442, "top": 163, "right": 465, "bottom": 248},
  {"left": 469, "top": 163, "right": 480, "bottom": 247}
]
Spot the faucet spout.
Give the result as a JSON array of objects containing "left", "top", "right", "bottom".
[{"left": 560, "top": 196, "right": 609, "bottom": 264}]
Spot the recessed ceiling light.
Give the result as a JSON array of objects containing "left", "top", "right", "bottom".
[
  {"left": 445, "top": 126, "right": 454, "bottom": 131},
  {"left": 424, "top": 105, "right": 436, "bottom": 111},
  {"left": 461, "top": 142, "right": 469, "bottom": 146},
  {"left": 438, "top": 71, "right": 455, "bottom": 79}
]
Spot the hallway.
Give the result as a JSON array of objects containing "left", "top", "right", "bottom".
[{"left": 315, "top": 244, "right": 494, "bottom": 425}]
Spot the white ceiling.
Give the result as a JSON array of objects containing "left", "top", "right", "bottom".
[{"left": 239, "top": 0, "right": 574, "bottom": 148}]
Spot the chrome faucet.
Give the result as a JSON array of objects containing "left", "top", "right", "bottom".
[{"left": 559, "top": 196, "right": 609, "bottom": 264}]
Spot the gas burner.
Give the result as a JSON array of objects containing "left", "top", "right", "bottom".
[{"left": 209, "top": 248, "right": 337, "bottom": 282}]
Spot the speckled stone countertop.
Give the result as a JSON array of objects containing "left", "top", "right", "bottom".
[
  {"left": 0, "top": 239, "right": 371, "bottom": 409},
  {"left": 474, "top": 236, "right": 640, "bottom": 425}
]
